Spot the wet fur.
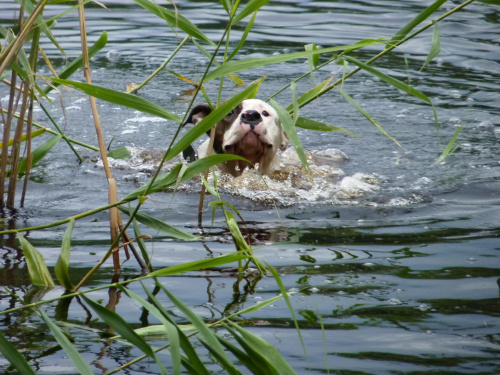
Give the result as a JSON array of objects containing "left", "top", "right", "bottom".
[{"left": 184, "top": 99, "right": 288, "bottom": 177}]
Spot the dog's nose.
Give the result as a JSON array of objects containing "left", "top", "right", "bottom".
[{"left": 240, "top": 110, "right": 262, "bottom": 128}]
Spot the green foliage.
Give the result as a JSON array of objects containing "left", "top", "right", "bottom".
[
  {"left": 0, "top": 332, "right": 36, "bottom": 375},
  {"left": 0, "top": 0, "right": 492, "bottom": 373},
  {"left": 17, "top": 234, "right": 55, "bottom": 287},
  {"left": 18, "top": 134, "right": 62, "bottom": 174},
  {"left": 54, "top": 218, "right": 75, "bottom": 290},
  {"left": 387, "top": 0, "right": 448, "bottom": 47}
]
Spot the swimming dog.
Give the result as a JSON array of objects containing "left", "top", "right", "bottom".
[{"left": 184, "top": 99, "right": 288, "bottom": 177}]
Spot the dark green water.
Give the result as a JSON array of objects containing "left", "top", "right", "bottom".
[{"left": 1, "top": 0, "right": 499, "bottom": 373}]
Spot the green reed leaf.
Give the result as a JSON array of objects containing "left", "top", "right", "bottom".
[
  {"left": 118, "top": 285, "right": 183, "bottom": 375},
  {"left": 228, "top": 320, "right": 298, "bottom": 375},
  {"left": 216, "top": 336, "right": 263, "bottom": 374},
  {"left": 107, "top": 146, "right": 132, "bottom": 160},
  {"left": 158, "top": 284, "right": 240, "bottom": 375},
  {"left": 342, "top": 55, "right": 438, "bottom": 127},
  {"left": 132, "top": 0, "right": 215, "bottom": 46},
  {"left": 18, "top": 134, "right": 62, "bottom": 174},
  {"left": 0, "top": 332, "right": 36, "bottom": 375},
  {"left": 225, "top": 210, "right": 250, "bottom": 251},
  {"left": 46, "top": 78, "right": 181, "bottom": 122},
  {"left": 271, "top": 96, "right": 312, "bottom": 182},
  {"left": 295, "top": 117, "right": 358, "bottom": 138},
  {"left": 118, "top": 206, "right": 198, "bottom": 241},
  {"left": 17, "top": 234, "right": 55, "bottom": 287},
  {"left": 228, "top": 12, "right": 257, "bottom": 61},
  {"left": 38, "top": 309, "right": 94, "bottom": 375},
  {"left": 0, "top": 127, "right": 45, "bottom": 148},
  {"left": 232, "top": 0, "right": 270, "bottom": 24},
  {"left": 192, "top": 39, "right": 244, "bottom": 85},
  {"left": 82, "top": 294, "right": 168, "bottom": 375},
  {"left": 387, "top": 0, "right": 448, "bottom": 47},
  {"left": 420, "top": 21, "right": 441, "bottom": 71},
  {"left": 43, "top": 31, "right": 107, "bottom": 95},
  {"left": 123, "top": 154, "right": 246, "bottom": 200},
  {"left": 338, "top": 89, "right": 401, "bottom": 146},
  {"left": 285, "top": 76, "right": 332, "bottom": 112},
  {"left": 55, "top": 218, "right": 75, "bottom": 290},
  {"left": 434, "top": 125, "right": 462, "bottom": 164},
  {"left": 150, "top": 251, "right": 250, "bottom": 277},
  {"left": 266, "top": 263, "right": 307, "bottom": 365},
  {"left": 146, "top": 281, "right": 210, "bottom": 375},
  {"left": 132, "top": 216, "right": 152, "bottom": 272},
  {"left": 204, "top": 40, "right": 383, "bottom": 82},
  {"left": 342, "top": 55, "right": 431, "bottom": 103},
  {"left": 17, "top": 0, "right": 66, "bottom": 57},
  {"left": 305, "top": 43, "right": 319, "bottom": 84}
]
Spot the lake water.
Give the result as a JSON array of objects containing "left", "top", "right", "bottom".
[{"left": 1, "top": 0, "right": 500, "bottom": 374}]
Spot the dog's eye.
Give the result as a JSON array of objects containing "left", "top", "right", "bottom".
[
  {"left": 227, "top": 110, "right": 234, "bottom": 117},
  {"left": 262, "top": 111, "right": 270, "bottom": 117}
]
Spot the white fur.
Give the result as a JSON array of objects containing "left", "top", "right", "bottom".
[{"left": 199, "top": 99, "right": 288, "bottom": 176}]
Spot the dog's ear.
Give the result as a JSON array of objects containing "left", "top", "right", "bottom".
[
  {"left": 183, "top": 104, "right": 212, "bottom": 126},
  {"left": 276, "top": 118, "right": 289, "bottom": 151}
]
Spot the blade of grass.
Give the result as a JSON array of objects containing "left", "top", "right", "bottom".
[
  {"left": 231, "top": 0, "right": 271, "bottom": 24},
  {"left": 18, "top": 134, "right": 62, "bottom": 174},
  {"left": 434, "top": 125, "right": 463, "bottom": 164},
  {"left": 305, "top": 43, "right": 318, "bottom": 84},
  {"left": 227, "top": 12, "right": 257, "bottom": 61},
  {"left": 118, "top": 284, "right": 183, "bottom": 375},
  {"left": 338, "top": 88, "right": 401, "bottom": 146},
  {"left": 158, "top": 284, "right": 241, "bottom": 375},
  {"left": 43, "top": 31, "right": 107, "bottom": 95},
  {"left": 150, "top": 251, "right": 250, "bottom": 277},
  {"left": 0, "top": 332, "right": 36, "bottom": 375},
  {"left": 420, "top": 21, "right": 441, "bottom": 71},
  {"left": 216, "top": 336, "right": 263, "bottom": 374},
  {"left": 45, "top": 77, "right": 181, "bottom": 122},
  {"left": 107, "top": 146, "right": 131, "bottom": 160},
  {"left": 266, "top": 263, "right": 307, "bottom": 363},
  {"left": 118, "top": 206, "right": 198, "bottom": 241},
  {"left": 17, "top": 234, "right": 55, "bottom": 287},
  {"left": 271, "top": 96, "right": 312, "bottom": 182},
  {"left": 132, "top": 0, "right": 215, "bottom": 46},
  {"left": 123, "top": 154, "right": 247, "bottom": 200},
  {"left": 295, "top": 117, "right": 358, "bottom": 138},
  {"left": 228, "top": 320, "right": 298, "bottom": 375},
  {"left": 342, "top": 55, "right": 433, "bottom": 105},
  {"left": 192, "top": 39, "right": 244, "bottom": 85},
  {"left": 38, "top": 309, "right": 94, "bottom": 375},
  {"left": 285, "top": 76, "right": 333, "bottom": 112},
  {"left": 81, "top": 294, "right": 168, "bottom": 375},
  {"left": 204, "top": 40, "right": 382, "bottom": 82},
  {"left": 0, "top": 127, "right": 45, "bottom": 148},
  {"left": 145, "top": 281, "right": 210, "bottom": 375},
  {"left": 387, "top": 0, "right": 447, "bottom": 47},
  {"left": 54, "top": 218, "right": 75, "bottom": 290}
]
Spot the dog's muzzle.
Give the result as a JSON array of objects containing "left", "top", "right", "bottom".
[{"left": 240, "top": 110, "right": 262, "bottom": 129}]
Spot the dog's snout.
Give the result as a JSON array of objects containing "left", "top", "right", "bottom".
[{"left": 240, "top": 110, "right": 262, "bottom": 128}]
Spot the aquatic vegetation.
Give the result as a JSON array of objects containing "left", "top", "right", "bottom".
[{"left": 0, "top": 0, "right": 497, "bottom": 373}]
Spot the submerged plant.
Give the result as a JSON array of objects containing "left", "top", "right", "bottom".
[{"left": 0, "top": 0, "right": 497, "bottom": 373}]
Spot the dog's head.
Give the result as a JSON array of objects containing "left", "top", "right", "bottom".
[{"left": 184, "top": 99, "right": 288, "bottom": 165}]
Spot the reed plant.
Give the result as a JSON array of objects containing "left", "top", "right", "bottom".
[{"left": 0, "top": 0, "right": 495, "bottom": 373}]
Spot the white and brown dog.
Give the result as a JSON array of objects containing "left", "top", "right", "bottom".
[{"left": 184, "top": 99, "right": 288, "bottom": 177}]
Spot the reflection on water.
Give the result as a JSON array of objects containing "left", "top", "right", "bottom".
[{"left": 1, "top": 0, "right": 500, "bottom": 373}]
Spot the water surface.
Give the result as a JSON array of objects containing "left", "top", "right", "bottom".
[{"left": 0, "top": 0, "right": 499, "bottom": 374}]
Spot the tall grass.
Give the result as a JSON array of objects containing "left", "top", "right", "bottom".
[{"left": 0, "top": 0, "right": 494, "bottom": 373}]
